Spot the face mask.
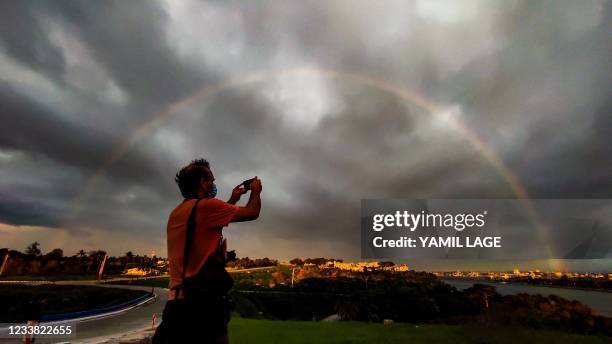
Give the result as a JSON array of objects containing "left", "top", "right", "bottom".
[{"left": 206, "top": 183, "right": 218, "bottom": 198}]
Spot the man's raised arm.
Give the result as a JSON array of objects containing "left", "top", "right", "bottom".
[{"left": 230, "top": 177, "right": 262, "bottom": 222}]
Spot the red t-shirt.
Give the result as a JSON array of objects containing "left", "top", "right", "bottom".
[{"left": 166, "top": 198, "right": 239, "bottom": 299}]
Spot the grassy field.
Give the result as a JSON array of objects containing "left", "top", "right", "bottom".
[
  {"left": 110, "top": 275, "right": 612, "bottom": 341},
  {"left": 106, "top": 266, "right": 287, "bottom": 288},
  {"left": 228, "top": 317, "right": 610, "bottom": 344}
]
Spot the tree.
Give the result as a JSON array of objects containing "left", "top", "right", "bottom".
[
  {"left": 45, "top": 248, "right": 63, "bottom": 260},
  {"left": 125, "top": 251, "right": 134, "bottom": 263},
  {"left": 305, "top": 257, "right": 328, "bottom": 266},
  {"left": 335, "top": 296, "right": 360, "bottom": 321},
  {"left": 91, "top": 250, "right": 107, "bottom": 261},
  {"left": 227, "top": 250, "right": 237, "bottom": 262},
  {"left": 290, "top": 258, "right": 304, "bottom": 266},
  {"left": 25, "top": 242, "right": 41, "bottom": 257}
]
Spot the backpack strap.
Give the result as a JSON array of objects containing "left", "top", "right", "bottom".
[
  {"left": 171, "top": 198, "right": 201, "bottom": 295},
  {"left": 170, "top": 198, "right": 229, "bottom": 297}
]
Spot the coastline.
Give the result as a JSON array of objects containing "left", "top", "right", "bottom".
[{"left": 440, "top": 277, "right": 612, "bottom": 294}]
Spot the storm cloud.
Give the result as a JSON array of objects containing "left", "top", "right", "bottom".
[{"left": 0, "top": 0, "right": 610, "bottom": 268}]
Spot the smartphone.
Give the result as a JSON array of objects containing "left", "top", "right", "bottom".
[{"left": 242, "top": 178, "right": 255, "bottom": 190}]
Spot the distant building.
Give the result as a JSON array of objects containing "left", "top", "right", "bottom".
[
  {"left": 321, "top": 261, "right": 408, "bottom": 272},
  {"left": 124, "top": 267, "right": 159, "bottom": 276},
  {"left": 387, "top": 265, "right": 409, "bottom": 272}
]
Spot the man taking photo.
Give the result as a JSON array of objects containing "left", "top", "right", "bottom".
[{"left": 153, "top": 158, "right": 262, "bottom": 344}]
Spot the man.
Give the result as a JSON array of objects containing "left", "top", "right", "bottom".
[{"left": 153, "top": 158, "right": 262, "bottom": 344}]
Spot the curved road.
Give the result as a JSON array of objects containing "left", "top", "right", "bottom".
[
  {"left": 61, "top": 282, "right": 167, "bottom": 343},
  {"left": 0, "top": 279, "right": 168, "bottom": 343},
  {"left": 1, "top": 271, "right": 261, "bottom": 343}
]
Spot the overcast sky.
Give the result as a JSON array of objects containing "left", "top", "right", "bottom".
[{"left": 0, "top": 0, "right": 610, "bottom": 270}]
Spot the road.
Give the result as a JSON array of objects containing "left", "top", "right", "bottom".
[
  {"left": 62, "top": 282, "right": 166, "bottom": 343},
  {"left": 0, "top": 270, "right": 277, "bottom": 343},
  {"left": 0, "top": 279, "right": 168, "bottom": 344}
]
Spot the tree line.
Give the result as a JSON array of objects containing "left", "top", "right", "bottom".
[{"left": 0, "top": 242, "right": 164, "bottom": 277}]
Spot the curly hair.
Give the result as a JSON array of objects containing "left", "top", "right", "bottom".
[{"left": 174, "top": 158, "right": 212, "bottom": 199}]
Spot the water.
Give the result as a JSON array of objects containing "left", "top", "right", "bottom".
[{"left": 445, "top": 279, "right": 612, "bottom": 317}]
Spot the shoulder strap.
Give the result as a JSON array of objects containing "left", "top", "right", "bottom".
[
  {"left": 180, "top": 198, "right": 201, "bottom": 286},
  {"left": 172, "top": 198, "right": 228, "bottom": 293}
]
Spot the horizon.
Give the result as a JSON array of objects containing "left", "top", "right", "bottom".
[{"left": 3, "top": 243, "right": 610, "bottom": 274}]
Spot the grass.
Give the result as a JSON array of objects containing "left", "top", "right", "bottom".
[
  {"left": 228, "top": 317, "right": 610, "bottom": 344},
  {"left": 3, "top": 277, "right": 609, "bottom": 342},
  {"left": 106, "top": 266, "right": 287, "bottom": 289}
]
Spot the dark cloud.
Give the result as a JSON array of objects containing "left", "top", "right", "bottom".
[
  {"left": 0, "top": 193, "right": 62, "bottom": 227},
  {"left": 0, "top": 0, "right": 610, "bottom": 266},
  {"left": 45, "top": 0, "right": 212, "bottom": 107},
  {"left": 0, "top": 1, "right": 66, "bottom": 80},
  {"left": 0, "top": 82, "right": 112, "bottom": 168}
]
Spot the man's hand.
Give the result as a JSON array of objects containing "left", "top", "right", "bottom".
[
  {"left": 230, "top": 176, "right": 262, "bottom": 222},
  {"left": 250, "top": 176, "right": 262, "bottom": 194},
  {"left": 228, "top": 184, "right": 248, "bottom": 205}
]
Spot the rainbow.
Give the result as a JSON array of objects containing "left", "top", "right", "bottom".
[{"left": 63, "top": 66, "right": 558, "bottom": 269}]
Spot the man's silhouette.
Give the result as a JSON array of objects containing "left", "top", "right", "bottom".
[{"left": 153, "top": 158, "right": 262, "bottom": 344}]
